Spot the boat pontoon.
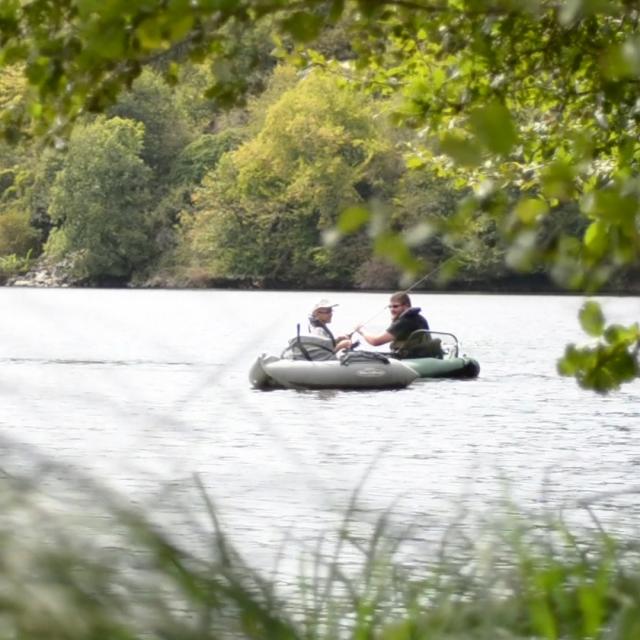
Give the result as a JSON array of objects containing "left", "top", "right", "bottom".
[{"left": 249, "top": 331, "right": 479, "bottom": 391}]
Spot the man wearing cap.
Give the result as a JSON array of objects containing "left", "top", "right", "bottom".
[{"left": 308, "top": 299, "right": 353, "bottom": 351}]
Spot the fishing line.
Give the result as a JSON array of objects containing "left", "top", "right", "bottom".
[
  {"left": 350, "top": 256, "right": 455, "bottom": 334},
  {"left": 402, "top": 255, "right": 455, "bottom": 296}
]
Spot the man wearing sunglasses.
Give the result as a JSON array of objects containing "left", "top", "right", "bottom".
[
  {"left": 355, "top": 291, "right": 430, "bottom": 356},
  {"left": 308, "top": 299, "right": 353, "bottom": 352}
]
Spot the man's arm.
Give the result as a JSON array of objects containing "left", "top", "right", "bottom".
[{"left": 356, "top": 328, "right": 394, "bottom": 347}]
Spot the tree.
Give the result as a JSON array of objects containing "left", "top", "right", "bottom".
[
  {"left": 47, "top": 117, "right": 153, "bottom": 282},
  {"left": 178, "top": 68, "right": 401, "bottom": 287},
  {"left": 0, "top": 0, "right": 638, "bottom": 390},
  {"left": 109, "top": 68, "right": 193, "bottom": 179},
  {"left": 170, "top": 130, "right": 243, "bottom": 186}
]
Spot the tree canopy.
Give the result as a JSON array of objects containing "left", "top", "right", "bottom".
[
  {"left": 0, "top": 0, "right": 638, "bottom": 391},
  {"left": 46, "top": 117, "right": 153, "bottom": 281},
  {"left": 178, "top": 67, "right": 398, "bottom": 287}
]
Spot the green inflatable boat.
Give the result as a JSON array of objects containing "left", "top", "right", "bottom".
[
  {"left": 398, "top": 330, "right": 480, "bottom": 379},
  {"left": 249, "top": 331, "right": 479, "bottom": 390}
]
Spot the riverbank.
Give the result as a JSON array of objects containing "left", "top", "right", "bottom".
[{"left": 3, "top": 254, "right": 639, "bottom": 294}]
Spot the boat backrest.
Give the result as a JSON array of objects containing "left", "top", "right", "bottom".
[
  {"left": 396, "top": 330, "right": 448, "bottom": 359},
  {"left": 282, "top": 335, "right": 337, "bottom": 361}
]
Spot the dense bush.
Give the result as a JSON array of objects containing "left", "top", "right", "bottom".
[{"left": 0, "top": 206, "right": 40, "bottom": 256}]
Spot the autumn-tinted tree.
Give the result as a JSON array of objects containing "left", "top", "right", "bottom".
[{"left": 179, "top": 68, "right": 401, "bottom": 286}]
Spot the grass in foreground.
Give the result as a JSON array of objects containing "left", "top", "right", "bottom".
[{"left": 0, "top": 469, "right": 639, "bottom": 640}]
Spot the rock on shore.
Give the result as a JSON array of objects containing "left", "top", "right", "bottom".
[{"left": 6, "top": 258, "right": 76, "bottom": 287}]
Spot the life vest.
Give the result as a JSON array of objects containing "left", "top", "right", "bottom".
[
  {"left": 308, "top": 316, "right": 336, "bottom": 347},
  {"left": 390, "top": 307, "right": 430, "bottom": 353}
]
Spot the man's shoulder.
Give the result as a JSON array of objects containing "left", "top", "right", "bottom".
[
  {"left": 390, "top": 308, "right": 428, "bottom": 333},
  {"left": 403, "top": 306, "right": 423, "bottom": 317}
]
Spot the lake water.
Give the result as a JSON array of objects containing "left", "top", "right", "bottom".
[{"left": 1, "top": 288, "right": 638, "bottom": 571}]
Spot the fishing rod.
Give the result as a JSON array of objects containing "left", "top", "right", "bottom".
[
  {"left": 402, "top": 255, "right": 455, "bottom": 296},
  {"left": 348, "top": 256, "right": 455, "bottom": 336}
]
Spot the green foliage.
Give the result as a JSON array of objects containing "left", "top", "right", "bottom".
[
  {"left": 469, "top": 101, "right": 519, "bottom": 157},
  {"left": 47, "top": 116, "right": 154, "bottom": 282},
  {"left": 109, "top": 68, "right": 193, "bottom": 179},
  {"left": 0, "top": 249, "right": 33, "bottom": 279},
  {"left": 242, "top": 64, "right": 301, "bottom": 136},
  {"left": 230, "top": 70, "right": 391, "bottom": 218},
  {"left": 43, "top": 226, "right": 70, "bottom": 260},
  {"left": 171, "top": 63, "right": 219, "bottom": 129},
  {"left": 0, "top": 0, "right": 318, "bottom": 141},
  {"left": 0, "top": 206, "right": 40, "bottom": 256},
  {"left": 0, "top": 122, "right": 52, "bottom": 252},
  {"left": 178, "top": 68, "right": 398, "bottom": 286},
  {"left": 353, "top": 2, "right": 640, "bottom": 291},
  {"left": 558, "top": 301, "right": 639, "bottom": 393},
  {"left": 579, "top": 301, "right": 606, "bottom": 337},
  {"left": 171, "top": 130, "right": 242, "bottom": 185},
  {"left": 389, "top": 169, "right": 506, "bottom": 284},
  {"left": 23, "top": 146, "right": 65, "bottom": 242},
  {"left": 204, "top": 13, "right": 280, "bottom": 102},
  {"left": 0, "top": 167, "right": 15, "bottom": 195},
  {"left": 0, "top": 64, "right": 27, "bottom": 143},
  {"left": 336, "top": 205, "right": 370, "bottom": 234}
]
